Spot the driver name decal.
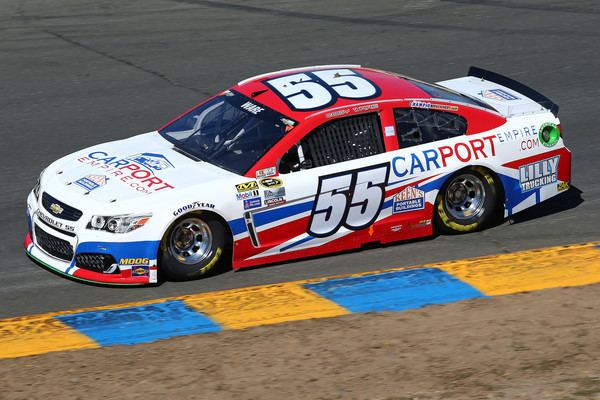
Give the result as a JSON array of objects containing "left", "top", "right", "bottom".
[{"left": 240, "top": 101, "right": 264, "bottom": 115}]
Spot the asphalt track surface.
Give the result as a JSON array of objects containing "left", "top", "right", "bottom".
[{"left": 1, "top": 0, "right": 598, "bottom": 319}]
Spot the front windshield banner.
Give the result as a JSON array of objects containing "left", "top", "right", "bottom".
[{"left": 159, "top": 90, "right": 296, "bottom": 175}]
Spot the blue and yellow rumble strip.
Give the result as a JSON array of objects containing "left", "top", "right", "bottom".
[{"left": 1, "top": 242, "right": 599, "bottom": 358}]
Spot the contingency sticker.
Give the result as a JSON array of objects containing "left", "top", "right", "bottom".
[
  {"left": 256, "top": 167, "right": 277, "bottom": 179},
  {"left": 478, "top": 89, "right": 520, "bottom": 101},
  {"left": 392, "top": 186, "right": 425, "bottom": 213},
  {"left": 74, "top": 175, "right": 109, "bottom": 191}
]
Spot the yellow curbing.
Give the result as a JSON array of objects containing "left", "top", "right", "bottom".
[
  {"left": 184, "top": 282, "right": 349, "bottom": 329},
  {"left": 436, "top": 242, "right": 600, "bottom": 296},
  {"left": 0, "top": 313, "right": 98, "bottom": 358}
]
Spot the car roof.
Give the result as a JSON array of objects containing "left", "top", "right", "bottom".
[{"left": 232, "top": 65, "right": 433, "bottom": 121}]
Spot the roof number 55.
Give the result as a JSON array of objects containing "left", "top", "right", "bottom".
[
  {"left": 264, "top": 68, "right": 380, "bottom": 111},
  {"left": 308, "top": 164, "right": 389, "bottom": 237}
]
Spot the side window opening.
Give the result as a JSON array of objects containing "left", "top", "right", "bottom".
[
  {"left": 279, "top": 113, "right": 385, "bottom": 173},
  {"left": 394, "top": 108, "right": 467, "bottom": 149}
]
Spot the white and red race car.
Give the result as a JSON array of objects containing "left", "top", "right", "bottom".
[{"left": 25, "top": 65, "right": 571, "bottom": 285}]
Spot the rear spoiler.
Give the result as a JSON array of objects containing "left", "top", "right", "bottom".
[{"left": 468, "top": 66, "right": 559, "bottom": 117}]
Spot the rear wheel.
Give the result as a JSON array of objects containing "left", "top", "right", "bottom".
[
  {"left": 159, "top": 214, "right": 225, "bottom": 281},
  {"left": 435, "top": 168, "right": 498, "bottom": 234}
]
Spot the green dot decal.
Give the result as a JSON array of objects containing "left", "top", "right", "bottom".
[{"left": 539, "top": 122, "right": 560, "bottom": 147}]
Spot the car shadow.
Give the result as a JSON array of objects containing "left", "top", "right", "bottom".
[{"left": 506, "top": 185, "right": 583, "bottom": 225}]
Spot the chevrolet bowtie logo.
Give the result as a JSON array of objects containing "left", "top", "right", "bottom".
[{"left": 49, "top": 203, "right": 64, "bottom": 215}]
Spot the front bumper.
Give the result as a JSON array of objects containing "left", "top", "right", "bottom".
[{"left": 25, "top": 192, "right": 159, "bottom": 285}]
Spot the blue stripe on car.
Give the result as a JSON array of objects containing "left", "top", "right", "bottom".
[
  {"left": 253, "top": 200, "right": 314, "bottom": 227},
  {"left": 279, "top": 235, "right": 315, "bottom": 252},
  {"left": 228, "top": 200, "right": 314, "bottom": 236}
]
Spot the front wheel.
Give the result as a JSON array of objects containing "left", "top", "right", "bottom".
[
  {"left": 159, "top": 214, "right": 226, "bottom": 281},
  {"left": 434, "top": 168, "right": 498, "bottom": 234}
]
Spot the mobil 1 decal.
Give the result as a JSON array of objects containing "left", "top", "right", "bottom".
[
  {"left": 264, "top": 68, "right": 381, "bottom": 112},
  {"left": 308, "top": 163, "right": 389, "bottom": 238}
]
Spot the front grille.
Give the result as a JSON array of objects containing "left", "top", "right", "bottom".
[
  {"left": 37, "top": 216, "right": 76, "bottom": 237},
  {"left": 75, "top": 253, "right": 119, "bottom": 274},
  {"left": 42, "top": 192, "right": 83, "bottom": 221},
  {"left": 34, "top": 224, "right": 73, "bottom": 261}
]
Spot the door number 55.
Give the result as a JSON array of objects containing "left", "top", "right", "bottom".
[{"left": 308, "top": 163, "right": 389, "bottom": 237}]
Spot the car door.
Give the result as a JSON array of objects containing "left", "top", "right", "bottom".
[{"left": 245, "top": 112, "right": 392, "bottom": 258}]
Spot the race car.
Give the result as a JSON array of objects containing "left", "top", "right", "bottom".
[{"left": 25, "top": 64, "right": 571, "bottom": 285}]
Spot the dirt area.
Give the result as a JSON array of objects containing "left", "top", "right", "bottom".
[{"left": 2, "top": 284, "right": 600, "bottom": 400}]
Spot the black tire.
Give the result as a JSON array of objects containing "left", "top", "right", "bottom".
[
  {"left": 159, "top": 213, "right": 226, "bottom": 281},
  {"left": 434, "top": 167, "right": 498, "bottom": 234}
]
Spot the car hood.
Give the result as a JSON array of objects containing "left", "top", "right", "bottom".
[{"left": 45, "top": 131, "right": 236, "bottom": 204}]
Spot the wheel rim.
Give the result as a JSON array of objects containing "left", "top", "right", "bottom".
[
  {"left": 169, "top": 218, "right": 213, "bottom": 265},
  {"left": 444, "top": 173, "right": 486, "bottom": 221}
]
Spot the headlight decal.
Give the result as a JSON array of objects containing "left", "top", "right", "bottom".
[{"left": 87, "top": 214, "right": 152, "bottom": 234}]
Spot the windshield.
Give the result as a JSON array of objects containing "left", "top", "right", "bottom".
[{"left": 159, "top": 90, "right": 295, "bottom": 175}]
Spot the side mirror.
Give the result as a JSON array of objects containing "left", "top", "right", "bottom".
[{"left": 299, "top": 159, "right": 313, "bottom": 170}]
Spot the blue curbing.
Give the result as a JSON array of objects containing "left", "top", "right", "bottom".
[
  {"left": 56, "top": 300, "right": 221, "bottom": 346},
  {"left": 304, "top": 267, "right": 485, "bottom": 313}
]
